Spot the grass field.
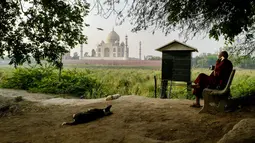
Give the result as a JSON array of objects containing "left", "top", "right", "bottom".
[{"left": 0, "top": 64, "right": 254, "bottom": 99}]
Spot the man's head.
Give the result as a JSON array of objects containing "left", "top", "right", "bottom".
[{"left": 218, "top": 51, "right": 229, "bottom": 59}]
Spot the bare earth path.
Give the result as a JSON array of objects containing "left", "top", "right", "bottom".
[{"left": 0, "top": 89, "right": 254, "bottom": 143}]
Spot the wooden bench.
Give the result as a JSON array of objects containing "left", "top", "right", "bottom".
[{"left": 199, "top": 69, "right": 236, "bottom": 113}]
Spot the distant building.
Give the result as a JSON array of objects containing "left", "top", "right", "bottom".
[{"left": 82, "top": 29, "right": 129, "bottom": 60}]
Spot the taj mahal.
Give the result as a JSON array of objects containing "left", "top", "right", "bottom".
[
  {"left": 91, "top": 28, "right": 129, "bottom": 60},
  {"left": 63, "top": 29, "right": 132, "bottom": 60}
]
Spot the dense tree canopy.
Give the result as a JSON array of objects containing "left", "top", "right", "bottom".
[
  {"left": 98, "top": 0, "right": 255, "bottom": 41},
  {"left": 225, "top": 25, "right": 255, "bottom": 58},
  {"left": 93, "top": 0, "right": 255, "bottom": 56},
  {"left": 0, "top": 0, "right": 89, "bottom": 67}
]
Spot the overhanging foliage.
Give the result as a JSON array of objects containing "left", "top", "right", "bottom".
[
  {"left": 90, "top": 0, "right": 255, "bottom": 56},
  {"left": 0, "top": 0, "right": 89, "bottom": 67}
]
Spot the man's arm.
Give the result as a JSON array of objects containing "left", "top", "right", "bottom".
[{"left": 214, "top": 59, "right": 227, "bottom": 77}]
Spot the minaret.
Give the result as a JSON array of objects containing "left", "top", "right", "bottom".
[
  {"left": 139, "top": 41, "right": 141, "bottom": 60},
  {"left": 124, "top": 35, "right": 128, "bottom": 59},
  {"left": 80, "top": 43, "right": 83, "bottom": 59}
]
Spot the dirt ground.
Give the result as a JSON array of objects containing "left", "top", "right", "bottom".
[{"left": 0, "top": 89, "right": 254, "bottom": 143}]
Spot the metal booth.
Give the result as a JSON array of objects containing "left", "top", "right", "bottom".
[{"left": 156, "top": 40, "right": 198, "bottom": 98}]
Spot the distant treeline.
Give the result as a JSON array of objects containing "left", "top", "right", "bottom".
[
  {"left": 192, "top": 53, "right": 255, "bottom": 69},
  {"left": 1, "top": 54, "right": 254, "bottom": 69}
]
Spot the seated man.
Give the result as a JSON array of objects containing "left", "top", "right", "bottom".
[{"left": 190, "top": 51, "right": 233, "bottom": 108}]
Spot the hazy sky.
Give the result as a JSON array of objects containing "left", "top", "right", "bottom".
[{"left": 71, "top": 2, "right": 226, "bottom": 58}]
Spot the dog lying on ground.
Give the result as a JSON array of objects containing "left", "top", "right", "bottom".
[{"left": 62, "top": 105, "right": 112, "bottom": 126}]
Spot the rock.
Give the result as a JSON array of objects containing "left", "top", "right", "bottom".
[
  {"left": 106, "top": 94, "right": 121, "bottom": 101},
  {"left": 217, "top": 118, "right": 255, "bottom": 143}
]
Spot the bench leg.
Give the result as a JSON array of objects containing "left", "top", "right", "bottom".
[
  {"left": 199, "top": 92, "right": 218, "bottom": 113},
  {"left": 217, "top": 100, "right": 227, "bottom": 112},
  {"left": 199, "top": 93, "right": 210, "bottom": 113},
  {"left": 200, "top": 95, "right": 228, "bottom": 113}
]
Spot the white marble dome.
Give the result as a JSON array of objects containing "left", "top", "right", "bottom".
[{"left": 106, "top": 29, "right": 120, "bottom": 43}]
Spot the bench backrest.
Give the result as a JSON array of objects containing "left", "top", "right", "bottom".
[{"left": 224, "top": 69, "right": 236, "bottom": 91}]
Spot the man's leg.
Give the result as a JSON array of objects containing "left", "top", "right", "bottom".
[
  {"left": 190, "top": 87, "right": 203, "bottom": 107},
  {"left": 191, "top": 73, "right": 211, "bottom": 107}
]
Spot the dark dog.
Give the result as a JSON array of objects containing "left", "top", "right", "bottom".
[{"left": 62, "top": 105, "right": 112, "bottom": 126}]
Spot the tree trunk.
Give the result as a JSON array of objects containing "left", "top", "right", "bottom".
[{"left": 58, "top": 54, "right": 63, "bottom": 82}]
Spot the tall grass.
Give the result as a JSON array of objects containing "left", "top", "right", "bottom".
[
  {"left": 0, "top": 66, "right": 99, "bottom": 98},
  {"left": 0, "top": 65, "right": 254, "bottom": 99}
]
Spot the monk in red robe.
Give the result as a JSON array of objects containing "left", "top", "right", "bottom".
[{"left": 191, "top": 51, "right": 233, "bottom": 108}]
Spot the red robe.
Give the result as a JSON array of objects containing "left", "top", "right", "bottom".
[{"left": 193, "top": 59, "right": 233, "bottom": 98}]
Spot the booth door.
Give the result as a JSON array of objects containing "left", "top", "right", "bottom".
[{"left": 162, "top": 54, "right": 174, "bottom": 80}]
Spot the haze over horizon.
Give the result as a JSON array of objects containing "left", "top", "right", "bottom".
[{"left": 71, "top": 2, "right": 226, "bottom": 59}]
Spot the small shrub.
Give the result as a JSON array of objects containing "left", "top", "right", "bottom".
[{"left": 0, "top": 66, "right": 101, "bottom": 98}]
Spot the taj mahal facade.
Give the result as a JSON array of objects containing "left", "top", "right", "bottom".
[
  {"left": 91, "top": 29, "right": 129, "bottom": 60},
  {"left": 63, "top": 29, "right": 130, "bottom": 60}
]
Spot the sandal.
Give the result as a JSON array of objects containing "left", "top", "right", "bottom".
[{"left": 190, "top": 103, "right": 202, "bottom": 108}]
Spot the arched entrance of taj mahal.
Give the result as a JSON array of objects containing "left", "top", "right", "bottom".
[{"left": 104, "top": 48, "right": 110, "bottom": 57}]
